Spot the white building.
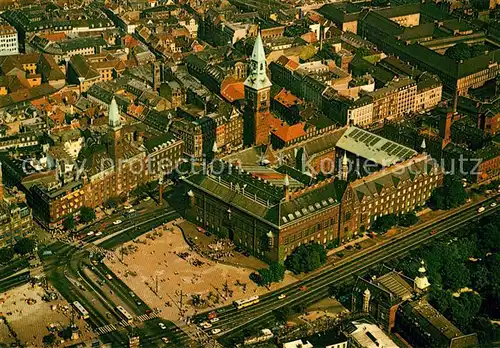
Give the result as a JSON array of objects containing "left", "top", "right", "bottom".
[
  {"left": 0, "top": 22, "right": 18, "bottom": 56},
  {"left": 348, "top": 321, "right": 398, "bottom": 348}
]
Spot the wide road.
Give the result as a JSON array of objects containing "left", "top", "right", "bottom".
[
  {"left": 194, "top": 196, "right": 499, "bottom": 344},
  {"left": 43, "top": 205, "right": 190, "bottom": 347}
]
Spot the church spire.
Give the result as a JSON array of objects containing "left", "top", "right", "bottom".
[
  {"left": 108, "top": 96, "right": 121, "bottom": 129},
  {"left": 244, "top": 32, "right": 272, "bottom": 91}
]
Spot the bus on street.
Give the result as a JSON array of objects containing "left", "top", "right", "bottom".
[
  {"left": 116, "top": 306, "right": 133, "bottom": 323},
  {"left": 73, "top": 301, "right": 90, "bottom": 320},
  {"left": 233, "top": 296, "right": 260, "bottom": 310}
]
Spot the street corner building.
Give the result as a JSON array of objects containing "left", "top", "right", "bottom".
[{"left": 0, "top": 96, "right": 183, "bottom": 229}]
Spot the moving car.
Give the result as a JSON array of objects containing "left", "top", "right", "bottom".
[
  {"left": 430, "top": 229, "right": 437, "bottom": 235},
  {"left": 106, "top": 274, "right": 113, "bottom": 280},
  {"left": 95, "top": 232, "right": 103, "bottom": 236},
  {"left": 158, "top": 322, "right": 167, "bottom": 330},
  {"left": 199, "top": 322, "right": 212, "bottom": 329},
  {"left": 299, "top": 286, "right": 308, "bottom": 291},
  {"left": 124, "top": 204, "right": 133, "bottom": 210},
  {"left": 87, "top": 231, "right": 95, "bottom": 236},
  {"left": 161, "top": 337, "right": 170, "bottom": 343},
  {"left": 278, "top": 294, "right": 287, "bottom": 300},
  {"left": 491, "top": 202, "right": 497, "bottom": 207}
]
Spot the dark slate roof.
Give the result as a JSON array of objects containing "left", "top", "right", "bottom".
[
  {"left": 184, "top": 160, "right": 346, "bottom": 227},
  {"left": 144, "top": 132, "right": 179, "bottom": 152}
]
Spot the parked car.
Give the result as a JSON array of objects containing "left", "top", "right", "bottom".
[
  {"left": 278, "top": 294, "right": 287, "bottom": 300},
  {"left": 158, "top": 322, "right": 167, "bottom": 330},
  {"left": 491, "top": 202, "right": 497, "bottom": 207},
  {"left": 211, "top": 329, "right": 221, "bottom": 335},
  {"left": 113, "top": 220, "right": 122, "bottom": 225},
  {"left": 209, "top": 318, "right": 219, "bottom": 323},
  {"left": 478, "top": 207, "right": 486, "bottom": 213},
  {"left": 299, "top": 286, "right": 308, "bottom": 291}
]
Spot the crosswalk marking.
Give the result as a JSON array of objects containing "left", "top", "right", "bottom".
[
  {"left": 96, "top": 310, "right": 160, "bottom": 335},
  {"left": 136, "top": 311, "right": 160, "bottom": 322},
  {"left": 97, "top": 324, "right": 116, "bottom": 334}
]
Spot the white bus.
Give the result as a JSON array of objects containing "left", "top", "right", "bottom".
[
  {"left": 73, "top": 301, "right": 90, "bottom": 320},
  {"left": 116, "top": 306, "right": 133, "bottom": 323},
  {"left": 233, "top": 296, "right": 260, "bottom": 310}
]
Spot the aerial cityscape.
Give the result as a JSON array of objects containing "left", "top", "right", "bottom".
[{"left": 0, "top": 0, "right": 499, "bottom": 347}]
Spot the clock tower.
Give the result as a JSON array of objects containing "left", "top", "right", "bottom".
[{"left": 244, "top": 32, "right": 272, "bottom": 146}]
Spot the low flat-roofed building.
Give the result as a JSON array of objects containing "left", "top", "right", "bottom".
[{"left": 346, "top": 321, "right": 399, "bottom": 348}]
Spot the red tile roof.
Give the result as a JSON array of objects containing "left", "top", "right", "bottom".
[
  {"left": 285, "top": 58, "right": 300, "bottom": 71},
  {"left": 301, "top": 32, "right": 318, "bottom": 44},
  {"left": 221, "top": 77, "right": 245, "bottom": 103},
  {"left": 39, "top": 32, "right": 67, "bottom": 42},
  {"left": 274, "top": 88, "right": 303, "bottom": 108},
  {"left": 271, "top": 121, "right": 307, "bottom": 142}
]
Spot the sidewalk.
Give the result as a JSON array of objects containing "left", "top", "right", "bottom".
[{"left": 326, "top": 235, "right": 369, "bottom": 256}]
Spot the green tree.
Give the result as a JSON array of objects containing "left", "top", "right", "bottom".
[
  {"left": 442, "top": 260, "right": 470, "bottom": 291},
  {"left": 42, "top": 333, "right": 56, "bottom": 346},
  {"left": 0, "top": 247, "right": 14, "bottom": 263},
  {"left": 470, "top": 263, "right": 490, "bottom": 292},
  {"left": 450, "top": 292, "right": 482, "bottom": 329},
  {"left": 445, "top": 43, "right": 472, "bottom": 61},
  {"left": 105, "top": 197, "right": 119, "bottom": 209},
  {"left": 430, "top": 286, "right": 452, "bottom": 314},
  {"left": 269, "top": 262, "right": 286, "bottom": 282},
  {"left": 63, "top": 214, "right": 76, "bottom": 231},
  {"left": 428, "top": 175, "right": 468, "bottom": 210},
  {"left": 398, "top": 212, "right": 418, "bottom": 227},
  {"left": 256, "top": 268, "right": 273, "bottom": 286},
  {"left": 273, "top": 306, "right": 293, "bottom": 322},
  {"left": 470, "top": 316, "right": 499, "bottom": 344},
  {"left": 60, "top": 326, "right": 72, "bottom": 340},
  {"left": 13, "top": 238, "right": 36, "bottom": 255},
  {"left": 79, "top": 207, "right": 96, "bottom": 224},
  {"left": 285, "top": 243, "right": 327, "bottom": 274},
  {"left": 371, "top": 214, "right": 397, "bottom": 233},
  {"left": 478, "top": 223, "right": 500, "bottom": 253}
]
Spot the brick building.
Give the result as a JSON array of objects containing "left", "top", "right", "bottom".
[{"left": 182, "top": 125, "right": 442, "bottom": 262}]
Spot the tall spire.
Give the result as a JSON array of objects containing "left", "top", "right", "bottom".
[
  {"left": 108, "top": 97, "right": 121, "bottom": 129},
  {"left": 341, "top": 152, "right": 348, "bottom": 181},
  {"left": 244, "top": 32, "right": 272, "bottom": 90}
]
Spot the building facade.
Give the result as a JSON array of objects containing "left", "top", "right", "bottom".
[
  {"left": 183, "top": 124, "right": 442, "bottom": 262},
  {"left": 0, "top": 21, "right": 19, "bottom": 56}
]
